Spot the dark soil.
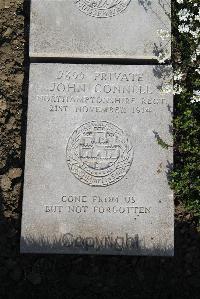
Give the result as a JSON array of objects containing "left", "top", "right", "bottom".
[{"left": 0, "top": 1, "right": 200, "bottom": 298}]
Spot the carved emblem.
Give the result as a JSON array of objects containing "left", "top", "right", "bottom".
[
  {"left": 74, "top": 0, "right": 131, "bottom": 18},
  {"left": 66, "top": 121, "right": 133, "bottom": 186}
]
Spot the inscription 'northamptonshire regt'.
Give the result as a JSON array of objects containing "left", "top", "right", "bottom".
[
  {"left": 66, "top": 121, "right": 133, "bottom": 186},
  {"left": 74, "top": 0, "right": 131, "bottom": 18}
]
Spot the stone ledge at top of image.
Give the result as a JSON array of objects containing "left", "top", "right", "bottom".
[{"left": 29, "top": 0, "right": 171, "bottom": 60}]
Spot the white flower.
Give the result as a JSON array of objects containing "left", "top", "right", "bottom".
[
  {"left": 195, "top": 68, "right": 200, "bottom": 75},
  {"left": 191, "top": 52, "right": 197, "bottom": 62},
  {"left": 156, "top": 49, "right": 169, "bottom": 63},
  {"left": 194, "top": 9, "right": 200, "bottom": 22},
  {"left": 160, "top": 84, "right": 173, "bottom": 94},
  {"left": 196, "top": 45, "right": 200, "bottom": 56},
  {"left": 191, "top": 91, "right": 200, "bottom": 103},
  {"left": 157, "top": 29, "right": 170, "bottom": 41},
  {"left": 178, "top": 24, "right": 190, "bottom": 33},
  {"left": 190, "top": 28, "right": 200, "bottom": 39},
  {"left": 178, "top": 9, "right": 191, "bottom": 21},
  {"left": 174, "top": 71, "right": 184, "bottom": 81},
  {"left": 173, "top": 84, "right": 183, "bottom": 95}
]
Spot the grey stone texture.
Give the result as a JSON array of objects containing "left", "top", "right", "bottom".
[
  {"left": 30, "top": 0, "right": 171, "bottom": 60},
  {"left": 21, "top": 63, "right": 174, "bottom": 255}
]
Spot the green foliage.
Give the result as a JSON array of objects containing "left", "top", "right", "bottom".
[{"left": 172, "top": 1, "right": 200, "bottom": 219}]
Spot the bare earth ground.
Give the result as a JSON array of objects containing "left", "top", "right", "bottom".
[{"left": 0, "top": 1, "right": 200, "bottom": 298}]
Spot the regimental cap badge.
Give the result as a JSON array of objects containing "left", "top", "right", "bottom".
[{"left": 74, "top": 0, "right": 131, "bottom": 18}]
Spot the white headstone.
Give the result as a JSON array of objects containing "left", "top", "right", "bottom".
[
  {"left": 21, "top": 63, "right": 174, "bottom": 255},
  {"left": 30, "top": 0, "right": 171, "bottom": 60}
]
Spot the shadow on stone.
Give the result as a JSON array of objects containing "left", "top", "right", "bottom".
[
  {"left": 20, "top": 234, "right": 174, "bottom": 256},
  {"left": 138, "top": 0, "right": 171, "bottom": 19}
]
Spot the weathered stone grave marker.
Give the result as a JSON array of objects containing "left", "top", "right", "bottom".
[
  {"left": 21, "top": 64, "right": 173, "bottom": 255},
  {"left": 21, "top": 0, "right": 173, "bottom": 255},
  {"left": 30, "top": 0, "right": 171, "bottom": 60}
]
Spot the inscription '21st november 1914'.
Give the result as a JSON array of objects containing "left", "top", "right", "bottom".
[{"left": 36, "top": 70, "right": 169, "bottom": 114}]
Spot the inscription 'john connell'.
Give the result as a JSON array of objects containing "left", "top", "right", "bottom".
[
  {"left": 66, "top": 121, "right": 133, "bottom": 186},
  {"left": 74, "top": 0, "right": 131, "bottom": 18}
]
